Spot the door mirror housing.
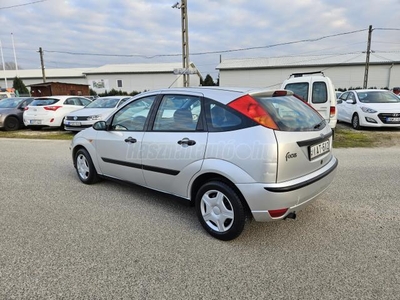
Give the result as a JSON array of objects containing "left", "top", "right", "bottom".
[{"left": 93, "top": 120, "right": 107, "bottom": 131}]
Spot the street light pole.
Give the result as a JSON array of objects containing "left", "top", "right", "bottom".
[{"left": 172, "top": 1, "right": 190, "bottom": 87}]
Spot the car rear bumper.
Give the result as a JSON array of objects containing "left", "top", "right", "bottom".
[{"left": 237, "top": 155, "right": 338, "bottom": 222}]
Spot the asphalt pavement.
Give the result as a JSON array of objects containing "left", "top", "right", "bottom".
[{"left": 0, "top": 138, "right": 399, "bottom": 299}]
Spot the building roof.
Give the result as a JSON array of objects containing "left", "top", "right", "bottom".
[
  {"left": 217, "top": 52, "right": 400, "bottom": 70},
  {"left": 83, "top": 62, "right": 196, "bottom": 74},
  {"left": 27, "top": 81, "right": 89, "bottom": 87}
]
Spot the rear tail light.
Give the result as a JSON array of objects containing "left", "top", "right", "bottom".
[
  {"left": 330, "top": 106, "right": 336, "bottom": 118},
  {"left": 24, "top": 107, "right": 29, "bottom": 110},
  {"left": 44, "top": 106, "right": 62, "bottom": 111},
  {"left": 228, "top": 95, "right": 279, "bottom": 129},
  {"left": 268, "top": 208, "right": 288, "bottom": 218}
]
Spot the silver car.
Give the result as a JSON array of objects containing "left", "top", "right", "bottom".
[{"left": 70, "top": 87, "right": 338, "bottom": 240}]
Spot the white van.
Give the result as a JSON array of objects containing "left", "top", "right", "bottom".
[{"left": 281, "top": 72, "right": 337, "bottom": 131}]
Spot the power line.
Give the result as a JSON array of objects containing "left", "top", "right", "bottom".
[
  {"left": 44, "top": 29, "right": 369, "bottom": 59},
  {"left": 0, "top": 0, "right": 48, "bottom": 10}
]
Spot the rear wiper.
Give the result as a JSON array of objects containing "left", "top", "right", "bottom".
[{"left": 314, "top": 120, "right": 324, "bottom": 129}]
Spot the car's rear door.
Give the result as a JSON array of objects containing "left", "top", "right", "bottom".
[{"left": 141, "top": 92, "right": 207, "bottom": 198}]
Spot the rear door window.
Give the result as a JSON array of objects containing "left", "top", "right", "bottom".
[
  {"left": 312, "top": 82, "right": 328, "bottom": 104},
  {"left": 284, "top": 83, "right": 309, "bottom": 102}
]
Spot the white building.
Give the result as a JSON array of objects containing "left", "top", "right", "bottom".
[
  {"left": 216, "top": 52, "right": 400, "bottom": 90},
  {"left": 0, "top": 62, "right": 202, "bottom": 94}
]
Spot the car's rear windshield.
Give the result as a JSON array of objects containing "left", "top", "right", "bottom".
[
  {"left": 85, "top": 97, "right": 120, "bottom": 108},
  {"left": 254, "top": 95, "right": 326, "bottom": 131},
  {"left": 30, "top": 98, "right": 60, "bottom": 106}
]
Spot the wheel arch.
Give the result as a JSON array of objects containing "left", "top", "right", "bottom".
[{"left": 190, "top": 173, "right": 252, "bottom": 217}]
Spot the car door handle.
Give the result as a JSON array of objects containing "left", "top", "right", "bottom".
[
  {"left": 124, "top": 137, "right": 137, "bottom": 143},
  {"left": 177, "top": 138, "right": 196, "bottom": 146}
]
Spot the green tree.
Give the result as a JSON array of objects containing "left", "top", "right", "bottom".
[
  {"left": 202, "top": 74, "right": 216, "bottom": 86},
  {"left": 13, "top": 77, "right": 30, "bottom": 96}
]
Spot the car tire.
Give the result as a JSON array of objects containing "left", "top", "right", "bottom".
[
  {"left": 352, "top": 113, "right": 361, "bottom": 130},
  {"left": 4, "top": 116, "right": 20, "bottom": 131},
  {"left": 195, "top": 181, "right": 246, "bottom": 241},
  {"left": 75, "top": 148, "right": 99, "bottom": 184}
]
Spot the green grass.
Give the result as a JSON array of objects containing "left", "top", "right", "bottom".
[
  {"left": 333, "top": 128, "right": 383, "bottom": 148},
  {"left": 0, "top": 130, "right": 74, "bottom": 140}
]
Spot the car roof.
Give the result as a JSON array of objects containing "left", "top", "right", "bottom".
[
  {"left": 136, "top": 87, "right": 290, "bottom": 105},
  {"left": 33, "top": 95, "right": 89, "bottom": 100}
]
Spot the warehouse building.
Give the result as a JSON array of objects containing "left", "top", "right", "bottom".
[
  {"left": 216, "top": 52, "right": 400, "bottom": 90},
  {"left": 0, "top": 62, "right": 202, "bottom": 94}
]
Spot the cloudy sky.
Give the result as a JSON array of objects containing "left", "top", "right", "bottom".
[{"left": 1, "top": 0, "right": 399, "bottom": 80}]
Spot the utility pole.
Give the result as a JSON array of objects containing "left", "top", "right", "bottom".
[
  {"left": 172, "top": 1, "right": 190, "bottom": 87},
  {"left": 181, "top": 0, "right": 189, "bottom": 87},
  {"left": 363, "top": 25, "right": 373, "bottom": 89},
  {"left": 38, "top": 47, "right": 46, "bottom": 83}
]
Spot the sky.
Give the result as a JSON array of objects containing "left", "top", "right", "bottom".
[{"left": 1, "top": 0, "right": 400, "bottom": 80}]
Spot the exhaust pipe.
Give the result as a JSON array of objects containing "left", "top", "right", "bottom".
[{"left": 284, "top": 212, "right": 297, "bottom": 220}]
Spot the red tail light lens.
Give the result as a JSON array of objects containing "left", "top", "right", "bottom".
[
  {"left": 24, "top": 107, "right": 29, "bottom": 111},
  {"left": 330, "top": 106, "right": 336, "bottom": 118},
  {"left": 269, "top": 208, "right": 288, "bottom": 218},
  {"left": 44, "top": 106, "right": 62, "bottom": 111},
  {"left": 228, "top": 95, "right": 279, "bottom": 129}
]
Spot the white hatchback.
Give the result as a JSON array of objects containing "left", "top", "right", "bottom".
[
  {"left": 23, "top": 96, "right": 92, "bottom": 130},
  {"left": 70, "top": 87, "right": 338, "bottom": 240},
  {"left": 337, "top": 89, "right": 400, "bottom": 129}
]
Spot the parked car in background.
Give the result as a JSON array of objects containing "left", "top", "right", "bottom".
[
  {"left": 281, "top": 72, "right": 337, "bottom": 132},
  {"left": 23, "top": 96, "right": 92, "bottom": 130},
  {"left": 64, "top": 96, "right": 132, "bottom": 131},
  {"left": 0, "top": 97, "right": 34, "bottom": 131},
  {"left": 337, "top": 89, "right": 400, "bottom": 129},
  {"left": 70, "top": 87, "right": 338, "bottom": 240}
]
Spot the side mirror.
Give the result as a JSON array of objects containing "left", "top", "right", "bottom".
[
  {"left": 346, "top": 99, "right": 355, "bottom": 104},
  {"left": 93, "top": 120, "right": 107, "bottom": 131}
]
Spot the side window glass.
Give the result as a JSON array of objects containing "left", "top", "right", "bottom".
[
  {"left": 339, "top": 92, "right": 348, "bottom": 101},
  {"left": 153, "top": 95, "right": 201, "bottom": 131},
  {"left": 312, "top": 82, "right": 327, "bottom": 104},
  {"left": 80, "top": 98, "right": 91, "bottom": 106},
  {"left": 285, "top": 83, "right": 309, "bottom": 102},
  {"left": 117, "top": 97, "right": 130, "bottom": 107},
  {"left": 111, "top": 96, "right": 155, "bottom": 131},
  {"left": 209, "top": 103, "right": 241, "bottom": 131}
]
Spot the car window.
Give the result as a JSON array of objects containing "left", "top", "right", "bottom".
[
  {"left": 153, "top": 95, "right": 201, "bottom": 131},
  {"left": 30, "top": 98, "right": 60, "bottom": 106},
  {"left": 117, "top": 97, "right": 131, "bottom": 107},
  {"left": 357, "top": 91, "right": 400, "bottom": 103},
  {"left": 80, "top": 98, "right": 92, "bottom": 106},
  {"left": 254, "top": 95, "right": 325, "bottom": 131},
  {"left": 347, "top": 93, "right": 356, "bottom": 102},
  {"left": 284, "top": 83, "right": 309, "bottom": 102},
  {"left": 64, "top": 98, "right": 82, "bottom": 105},
  {"left": 208, "top": 103, "right": 242, "bottom": 131},
  {"left": 110, "top": 96, "right": 156, "bottom": 131},
  {"left": 312, "top": 82, "right": 328, "bottom": 104}
]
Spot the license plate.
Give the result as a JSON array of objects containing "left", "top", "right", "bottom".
[
  {"left": 309, "top": 140, "right": 330, "bottom": 160},
  {"left": 67, "top": 121, "right": 81, "bottom": 126},
  {"left": 30, "top": 120, "right": 42, "bottom": 125},
  {"left": 386, "top": 117, "right": 400, "bottom": 122}
]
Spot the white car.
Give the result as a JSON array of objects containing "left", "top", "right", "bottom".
[
  {"left": 337, "top": 89, "right": 400, "bottom": 129},
  {"left": 24, "top": 96, "right": 92, "bottom": 130},
  {"left": 70, "top": 87, "right": 338, "bottom": 240},
  {"left": 64, "top": 96, "right": 132, "bottom": 131}
]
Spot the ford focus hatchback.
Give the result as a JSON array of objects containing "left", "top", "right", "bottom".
[{"left": 70, "top": 87, "right": 338, "bottom": 240}]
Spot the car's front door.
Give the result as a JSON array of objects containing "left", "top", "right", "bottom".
[
  {"left": 94, "top": 95, "right": 157, "bottom": 185},
  {"left": 141, "top": 93, "right": 207, "bottom": 198}
]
